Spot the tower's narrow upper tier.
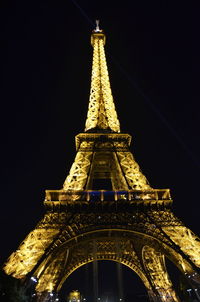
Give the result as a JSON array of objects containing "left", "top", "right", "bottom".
[{"left": 84, "top": 26, "right": 120, "bottom": 133}]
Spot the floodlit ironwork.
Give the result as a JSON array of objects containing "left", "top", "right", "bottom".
[
  {"left": 3, "top": 24, "right": 200, "bottom": 302},
  {"left": 85, "top": 27, "right": 120, "bottom": 133}
]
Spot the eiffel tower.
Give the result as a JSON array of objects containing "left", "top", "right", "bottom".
[{"left": 3, "top": 21, "right": 200, "bottom": 302}]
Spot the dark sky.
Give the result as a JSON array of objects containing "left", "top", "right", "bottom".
[{"left": 1, "top": 0, "right": 200, "bottom": 298}]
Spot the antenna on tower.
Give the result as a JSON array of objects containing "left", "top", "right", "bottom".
[{"left": 95, "top": 19, "right": 101, "bottom": 32}]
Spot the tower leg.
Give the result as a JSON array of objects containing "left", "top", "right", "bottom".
[
  {"left": 34, "top": 248, "right": 69, "bottom": 293},
  {"left": 142, "top": 246, "right": 180, "bottom": 302}
]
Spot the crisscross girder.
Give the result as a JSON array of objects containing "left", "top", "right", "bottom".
[{"left": 85, "top": 31, "right": 120, "bottom": 133}]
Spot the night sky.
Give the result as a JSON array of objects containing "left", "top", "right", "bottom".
[{"left": 1, "top": 0, "right": 200, "bottom": 299}]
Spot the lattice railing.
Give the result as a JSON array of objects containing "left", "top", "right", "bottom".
[{"left": 45, "top": 189, "right": 171, "bottom": 203}]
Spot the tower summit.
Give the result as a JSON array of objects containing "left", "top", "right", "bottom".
[
  {"left": 3, "top": 25, "right": 200, "bottom": 302},
  {"left": 85, "top": 20, "right": 120, "bottom": 133}
]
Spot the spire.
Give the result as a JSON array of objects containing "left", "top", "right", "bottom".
[
  {"left": 94, "top": 19, "right": 101, "bottom": 32},
  {"left": 84, "top": 22, "right": 120, "bottom": 133}
]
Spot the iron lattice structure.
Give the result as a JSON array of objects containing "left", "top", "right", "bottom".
[{"left": 3, "top": 25, "right": 200, "bottom": 302}]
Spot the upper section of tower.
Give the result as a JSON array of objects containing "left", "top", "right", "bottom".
[{"left": 84, "top": 21, "right": 121, "bottom": 133}]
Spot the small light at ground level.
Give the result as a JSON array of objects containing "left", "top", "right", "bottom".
[{"left": 30, "top": 277, "right": 37, "bottom": 283}]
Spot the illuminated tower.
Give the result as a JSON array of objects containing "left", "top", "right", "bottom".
[{"left": 3, "top": 22, "right": 200, "bottom": 302}]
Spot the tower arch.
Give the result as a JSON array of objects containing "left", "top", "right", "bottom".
[{"left": 29, "top": 227, "right": 187, "bottom": 302}]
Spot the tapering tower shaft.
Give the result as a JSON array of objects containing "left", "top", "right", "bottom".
[{"left": 85, "top": 28, "right": 120, "bottom": 133}]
